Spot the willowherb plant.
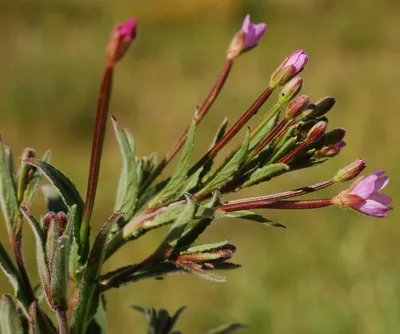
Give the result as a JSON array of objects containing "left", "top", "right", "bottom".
[{"left": 0, "top": 14, "right": 392, "bottom": 334}]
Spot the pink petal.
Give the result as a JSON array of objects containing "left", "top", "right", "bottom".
[
  {"left": 374, "top": 176, "right": 389, "bottom": 191},
  {"left": 351, "top": 174, "right": 378, "bottom": 199},
  {"left": 242, "top": 14, "right": 251, "bottom": 32},
  {"left": 369, "top": 192, "right": 392, "bottom": 205},
  {"left": 358, "top": 199, "right": 392, "bottom": 218}
]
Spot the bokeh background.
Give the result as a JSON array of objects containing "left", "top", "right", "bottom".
[{"left": 0, "top": 0, "right": 399, "bottom": 333}]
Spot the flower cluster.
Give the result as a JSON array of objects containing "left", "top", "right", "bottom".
[{"left": 0, "top": 15, "right": 392, "bottom": 334}]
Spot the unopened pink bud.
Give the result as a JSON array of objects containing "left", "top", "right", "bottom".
[
  {"left": 315, "top": 141, "right": 346, "bottom": 158},
  {"left": 286, "top": 95, "right": 310, "bottom": 119},
  {"left": 106, "top": 17, "right": 137, "bottom": 66},
  {"left": 333, "top": 158, "right": 366, "bottom": 183},
  {"left": 307, "top": 121, "right": 327, "bottom": 142}
]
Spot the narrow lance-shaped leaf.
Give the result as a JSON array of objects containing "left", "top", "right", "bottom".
[
  {"left": 0, "top": 243, "right": 24, "bottom": 303},
  {"left": 0, "top": 135, "right": 20, "bottom": 235},
  {"left": 174, "top": 260, "right": 228, "bottom": 283},
  {"left": 111, "top": 116, "right": 139, "bottom": 223},
  {"left": 70, "top": 211, "right": 124, "bottom": 334},
  {"left": 176, "top": 191, "right": 221, "bottom": 248},
  {"left": 22, "top": 150, "right": 52, "bottom": 208},
  {"left": 219, "top": 210, "right": 285, "bottom": 228},
  {"left": 156, "top": 194, "right": 196, "bottom": 252},
  {"left": 23, "top": 159, "right": 84, "bottom": 219},
  {"left": 241, "top": 163, "right": 289, "bottom": 188},
  {"left": 184, "top": 117, "right": 229, "bottom": 193},
  {"left": 149, "top": 110, "right": 198, "bottom": 208},
  {"left": 196, "top": 129, "right": 250, "bottom": 197},
  {"left": 0, "top": 294, "right": 28, "bottom": 334},
  {"left": 20, "top": 207, "right": 50, "bottom": 303}
]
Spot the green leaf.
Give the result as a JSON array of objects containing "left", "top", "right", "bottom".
[
  {"left": 218, "top": 210, "right": 285, "bottom": 228},
  {"left": 20, "top": 206, "right": 50, "bottom": 302},
  {"left": 111, "top": 116, "right": 139, "bottom": 223},
  {"left": 206, "top": 323, "right": 248, "bottom": 334},
  {"left": 22, "top": 150, "right": 52, "bottom": 208},
  {"left": 156, "top": 195, "right": 196, "bottom": 252},
  {"left": 179, "top": 240, "right": 229, "bottom": 254},
  {"left": 23, "top": 159, "right": 84, "bottom": 219},
  {"left": 241, "top": 163, "right": 289, "bottom": 188},
  {"left": 197, "top": 129, "right": 250, "bottom": 197},
  {"left": 268, "top": 137, "right": 297, "bottom": 164},
  {"left": 0, "top": 294, "right": 28, "bottom": 334},
  {"left": 0, "top": 135, "right": 20, "bottom": 235},
  {"left": 184, "top": 118, "right": 228, "bottom": 194},
  {"left": 0, "top": 244, "right": 24, "bottom": 304},
  {"left": 176, "top": 191, "right": 220, "bottom": 247},
  {"left": 70, "top": 212, "right": 124, "bottom": 334},
  {"left": 249, "top": 112, "right": 280, "bottom": 151},
  {"left": 149, "top": 111, "right": 198, "bottom": 208}
]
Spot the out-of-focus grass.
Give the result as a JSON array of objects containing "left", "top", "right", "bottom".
[{"left": 0, "top": 0, "right": 399, "bottom": 333}]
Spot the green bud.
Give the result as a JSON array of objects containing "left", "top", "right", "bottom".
[
  {"left": 333, "top": 159, "right": 366, "bottom": 183},
  {"left": 278, "top": 76, "right": 303, "bottom": 104}
]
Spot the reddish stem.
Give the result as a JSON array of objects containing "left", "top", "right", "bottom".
[
  {"left": 248, "top": 118, "right": 288, "bottom": 160},
  {"left": 81, "top": 66, "right": 114, "bottom": 245},
  {"left": 277, "top": 140, "right": 308, "bottom": 164},
  {"left": 218, "top": 198, "right": 333, "bottom": 212},
  {"left": 189, "top": 86, "right": 274, "bottom": 175},
  {"left": 141, "top": 58, "right": 234, "bottom": 191}
]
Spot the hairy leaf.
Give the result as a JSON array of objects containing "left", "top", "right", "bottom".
[
  {"left": 0, "top": 294, "right": 28, "bottom": 334},
  {"left": 111, "top": 116, "right": 139, "bottom": 223},
  {"left": 219, "top": 210, "right": 285, "bottom": 228},
  {"left": 241, "top": 163, "right": 289, "bottom": 188},
  {"left": 0, "top": 135, "right": 20, "bottom": 235},
  {"left": 149, "top": 111, "right": 198, "bottom": 208},
  {"left": 197, "top": 129, "right": 250, "bottom": 197}
]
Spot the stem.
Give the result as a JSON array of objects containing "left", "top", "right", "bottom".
[
  {"left": 140, "top": 58, "right": 234, "bottom": 191},
  {"left": 250, "top": 102, "right": 282, "bottom": 139},
  {"left": 218, "top": 198, "right": 333, "bottom": 212},
  {"left": 189, "top": 86, "right": 275, "bottom": 175},
  {"left": 81, "top": 65, "right": 114, "bottom": 246},
  {"left": 248, "top": 118, "right": 288, "bottom": 160},
  {"left": 101, "top": 252, "right": 160, "bottom": 289},
  {"left": 226, "top": 180, "right": 334, "bottom": 204},
  {"left": 277, "top": 140, "right": 309, "bottom": 164},
  {"left": 56, "top": 309, "right": 68, "bottom": 334}
]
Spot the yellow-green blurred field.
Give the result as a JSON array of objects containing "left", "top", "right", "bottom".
[{"left": 0, "top": 0, "right": 399, "bottom": 333}]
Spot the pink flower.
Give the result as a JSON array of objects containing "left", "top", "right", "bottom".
[
  {"left": 227, "top": 14, "right": 267, "bottom": 59},
  {"left": 241, "top": 14, "right": 267, "bottom": 50},
  {"left": 333, "top": 170, "right": 392, "bottom": 217},
  {"left": 270, "top": 50, "right": 308, "bottom": 87},
  {"left": 278, "top": 50, "right": 308, "bottom": 76}
]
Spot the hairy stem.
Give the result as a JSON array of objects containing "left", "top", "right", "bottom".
[
  {"left": 56, "top": 309, "right": 68, "bottom": 334},
  {"left": 81, "top": 65, "right": 114, "bottom": 248}
]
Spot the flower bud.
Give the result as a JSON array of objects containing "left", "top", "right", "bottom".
[
  {"left": 286, "top": 95, "right": 310, "bottom": 119},
  {"left": 278, "top": 76, "right": 303, "bottom": 104},
  {"left": 43, "top": 212, "right": 56, "bottom": 231},
  {"left": 325, "top": 128, "right": 346, "bottom": 146},
  {"left": 304, "top": 96, "right": 335, "bottom": 120},
  {"left": 315, "top": 141, "right": 346, "bottom": 158},
  {"left": 270, "top": 50, "right": 308, "bottom": 88},
  {"left": 333, "top": 158, "right": 366, "bottom": 183},
  {"left": 55, "top": 211, "right": 68, "bottom": 232},
  {"left": 106, "top": 17, "right": 137, "bottom": 66},
  {"left": 307, "top": 121, "right": 327, "bottom": 142},
  {"left": 227, "top": 14, "right": 267, "bottom": 60}
]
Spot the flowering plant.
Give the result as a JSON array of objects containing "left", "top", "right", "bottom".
[{"left": 0, "top": 15, "right": 392, "bottom": 334}]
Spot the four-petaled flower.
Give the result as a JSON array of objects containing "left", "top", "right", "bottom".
[
  {"left": 241, "top": 14, "right": 267, "bottom": 50},
  {"left": 333, "top": 170, "right": 392, "bottom": 217}
]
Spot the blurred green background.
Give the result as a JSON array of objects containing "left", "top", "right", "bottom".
[{"left": 0, "top": 0, "right": 399, "bottom": 333}]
